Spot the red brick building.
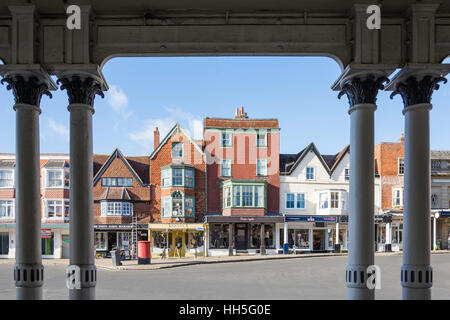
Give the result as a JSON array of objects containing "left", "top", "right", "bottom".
[
  {"left": 92, "top": 149, "right": 150, "bottom": 258},
  {"left": 204, "top": 107, "right": 282, "bottom": 255},
  {"left": 148, "top": 123, "right": 206, "bottom": 257}
]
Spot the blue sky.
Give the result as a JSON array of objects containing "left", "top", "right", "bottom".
[{"left": 0, "top": 56, "right": 450, "bottom": 156}]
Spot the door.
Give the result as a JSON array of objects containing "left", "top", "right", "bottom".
[
  {"left": 171, "top": 231, "right": 185, "bottom": 257},
  {"left": 313, "top": 230, "right": 325, "bottom": 251},
  {"left": 235, "top": 224, "right": 247, "bottom": 250},
  {"left": 62, "top": 235, "right": 70, "bottom": 259}
]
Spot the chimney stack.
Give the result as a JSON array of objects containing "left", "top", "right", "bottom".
[
  {"left": 235, "top": 108, "right": 239, "bottom": 118},
  {"left": 154, "top": 127, "right": 160, "bottom": 150},
  {"left": 398, "top": 133, "right": 405, "bottom": 143}
]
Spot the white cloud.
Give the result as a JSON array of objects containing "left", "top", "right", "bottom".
[
  {"left": 107, "top": 85, "right": 132, "bottom": 119},
  {"left": 128, "top": 106, "right": 203, "bottom": 152},
  {"left": 48, "top": 119, "right": 69, "bottom": 142}
]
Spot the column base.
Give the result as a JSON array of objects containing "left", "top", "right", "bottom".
[
  {"left": 16, "top": 286, "right": 42, "bottom": 300},
  {"left": 402, "top": 287, "right": 431, "bottom": 300},
  {"left": 401, "top": 265, "right": 432, "bottom": 289},
  {"left": 14, "top": 263, "right": 44, "bottom": 300}
]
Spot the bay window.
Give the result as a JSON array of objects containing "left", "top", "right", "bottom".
[
  {"left": 44, "top": 199, "right": 70, "bottom": 220},
  {"left": 161, "top": 166, "right": 195, "bottom": 188},
  {"left": 44, "top": 169, "right": 69, "bottom": 189},
  {"left": 222, "top": 181, "right": 266, "bottom": 209},
  {"left": 100, "top": 201, "right": 132, "bottom": 216},
  {"left": 317, "top": 190, "right": 347, "bottom": 211},
  {"left": 161, "top": 191, "right": 195, "bottom": 218}
]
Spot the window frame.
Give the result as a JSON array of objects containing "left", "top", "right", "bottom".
[
  {"left": 101, "top": 177, "right": 133, "bottom": 187},
  {"left": 222, "top": 181, "right": 266, "bottom": 209},
  {"left": 0, "top": 169, "right": 14, "bottom": 188},
  {"left": 306, "top": 167, "right": 315, "bottom": 181},
  {"left": 221, "top": 132, "right": 233, "bottom": 148},
  {"left": 160, "top": 191, "right": 195, "bottom": 218},
  {"left": 0, "top": 199, "right": 14, "bottom": 219},
  {"left": 256, "top": 159, "right": 268, "bottom": 176},
  {"left": 392, "top": 188, "right": 403, "bottom": 207},
  {"left": 256, "top": 131, "right": 267, "bottom": 148},
  {"left": 100, "top": 201, "right": 133, "bottom": 217},
  {"left": 172, "top": 142, "right": 184, "bottom": 159},
  {"left": 221, "top": 159, "right": 232, "bottom": 177},
  {"left": 44, "top": 168, "right": 69, "bottom": 189},
  {"left": 398, "top": 157, "right": 405, "bottom": 175},
  {"left": 43, "top": 199, "right": 70, "bottom": 220}
]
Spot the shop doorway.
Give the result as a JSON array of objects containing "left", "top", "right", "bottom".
[
  {"left": 313, "top": 230, "right": 325, "bottom": 251},
  {"left": 235, "top": 224, "right": 248, "bottom": 251},
  {"left": 62, "top": 235, "right": 70, "bottom": 259},
  {"left": 171, "top": 231, "right": 185, "bottom": 257},
  {"left": 107, "top": 232, "right": 117, "bottom": 252}
]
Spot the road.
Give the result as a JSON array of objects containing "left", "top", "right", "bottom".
[{"left": 1, "top": 254, "right": 450, "bottom": 299}]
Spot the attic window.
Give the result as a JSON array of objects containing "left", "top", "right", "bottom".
[
  {"left": 306, "top": 167, "right": 315, "bottom": 180},
  {"left": 172, "top": 142, "right": 183, "bottom": 159},
  {"left": 102, "top": 177, "right": 132, "bottom": 187}
]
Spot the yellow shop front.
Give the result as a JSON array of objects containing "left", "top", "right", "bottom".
[{"left": 148, "top": 223, "right": 207, "bottom": 258}]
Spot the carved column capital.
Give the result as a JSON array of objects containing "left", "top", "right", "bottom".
[
  {"left": 338, "top": 74, "right": 389, "bottom": 108},
  {"left": 57, "top": 75, "right": 105, "bottom": 107},
  {"left": 1, "top": 74, "right": 52, "bottom": 107},
  {"left": 390, "top": 75, "right": 447, "bottom": 108}
]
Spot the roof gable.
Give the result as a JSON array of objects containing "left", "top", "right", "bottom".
[
  {"left": 149, "top": 122, "right": 205, "bottom": 160},
  {"left": 93, "top": 148, "right": 148, "bottom": 186},
  {"left": 281, "top": 143, "right": 330, "bottom": 176}
]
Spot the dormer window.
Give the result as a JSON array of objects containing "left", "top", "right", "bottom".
[
  {"left": 101, "top": 177, "right": 133, "bottom": 187},
  {"left": 45, "top": 169, "right": 69, "bottom": 189}
]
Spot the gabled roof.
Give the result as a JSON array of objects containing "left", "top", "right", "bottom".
[
  {"left": 149, "top": 122, "right": 205, "bottom": 160},
  {"left": 41, "top": 160, "right": 69, "bottom": 168},
  {"left": 280, "top": 143, "right": 349, "bottom": 177},
  {"left": 93, "top": 148, "right": 149, "bottom": 187}
]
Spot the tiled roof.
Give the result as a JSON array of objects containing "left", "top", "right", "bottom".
[
  {"left": 431, "top": 150, "right": 450, "bottom": 160},
  {"left": 0, "top": 160, "right": 14, "bottom": 168},
  {"left": 98, "top": 187, "right": 131, "bottom": 200},
  {"left": 42, "top": 160, "right": 69, "bottom": 168}
]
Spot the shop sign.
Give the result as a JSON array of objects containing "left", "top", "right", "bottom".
[
  {"left": 41, "top": 229, "right": 52, "bottom": 239},
  {"left": 94, "top": 224, "right": 147, "bottom": 230},
  {"left": 374, "top": 215, "right": 392, "bottom": 223},
  {"left": 239, "top": 217, "right": 255, "bottom": 222},
  {"left": 286, "top": 216, "right": 337, "bottom": 223}
]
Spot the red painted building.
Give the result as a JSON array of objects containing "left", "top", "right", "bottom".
[{"left": 204, "top": 107, "right": 282, "bottom": 255}]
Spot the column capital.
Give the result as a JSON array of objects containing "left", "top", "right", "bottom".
[
  {"left": 387, "top": 64, "right": 450, "bottom": 108},
  {"left": 53, "top": 65, "right": 108, "bottom": 107},
  {"left": 332, "top": 64, "right": 395, "bottom": 108},
  {"left": 0, "top": 65, "right": 56, "bottom": 107}
]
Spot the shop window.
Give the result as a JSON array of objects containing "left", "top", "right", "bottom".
[
  {"left": 41, "top": 233, "right": 54, "bottom": 255},
  {"left": 295, "top": 229, "right": 310, "bottom": 249},
  {"left": 95, "top": 232, "right": 108, "bottom": 250},
  {"left": 0, "top": 170, "right": 13, "bottom": 188},
  {"left": 189, "top": 231, "right": 204, "bottom": 250},
  {"left": 249, "top": 224, "right": 261, "bottom": 248},
  {"left": 118, "top": 232, "right": 131, "bottom": 250},
  {"left": 0, "top": 232, "right": 9, "bottom": 255},
  {"left": 264, "top": 224, "right": 274, "bottom": 248},
  {"left": 152, "top": 231, "right": 168, "bottom": 250},
  {"left": 209, "top": 224, "right": 229, "bottom": 249},
  {"left": 0, "top": 200, "right": 14, "bottom": 219},
  {"left": 327, "top": 228, "right": 334, "bottom": 249}
]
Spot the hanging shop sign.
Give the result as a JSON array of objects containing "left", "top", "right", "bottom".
[{"left": 40, "top": 229, "right": 52, "bottom": 239}]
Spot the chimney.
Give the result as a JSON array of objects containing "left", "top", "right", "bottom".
[
  {"left": 235, "top": 108, "right": 239, "bottom": 118},
  {"left": 240, "top": 106, "right": 244, "bottom": 117},
  {"left": 154, "top": 127, "right": 160, "bottom": 150},
  {"left": 398, "top": 133, "right": 404, "bottom": 143}
]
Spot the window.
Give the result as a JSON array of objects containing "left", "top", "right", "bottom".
[
  {"left": 257, "top": 133, "right": 267, "bottom": 147},
  {"left": 0, "top": 170, "right": 13, "bottom": 188},
  {"left": 46, "top": 170, "right": 62, "bottom": 188},
  {"left": 161, "top": 169, "right": 171, "bottom": 187},
  {"left": 221, "top": 159, "right": 232, "bottom": 177},
  {"left": 392, "top": 188, "right": 403, "bottom": 207},
  {"left": 209, "top": 224, "right": 230, "bottom": 249},
  {"left": 319, "top": 192, "right": 329, "bottom": 209},
  {"left": 95, "top": 232, "right": 107, "bottom": 250},
  {"left": 0, "top": 200, "right": 14, "bottom": 219},
  {"left": 431, "top": 194, "right": 439, "bottom": 208},
  {"left": 221, "top": 133, "right": 232, "bottom": 147},
  {"left": 172, "top": 142, "right": 183, "bottom": 158},
  {"left": 432, "top": 160, "right": 441, "bottom": 170},
  {"left": 306, "top": 167, "right": 315, "bottom": 180},
  {"left": 172, "top": 168, "right": 183, "bottom": 186},
  {"left": 185, "top": 169, "right": 194, "bottom": 188},
  {"left": 398, "top": 158, "right": 404, "bottom": 175},
  {"left": 185, "top": 197, "right": 194, "bottom": 217},
  {"left": 286, "top": 194, "right": 295, "bottom": 209},
  {"left": 101, "top": 177, "right": 133, "bottom": 187},
  {"left": 100, "top": 201, "right": 132, "bottom": 216},
  {"left": 161, "top": 191, "right": 194, "bottom": 218},
  {"left": 330, "top": 192, "right": 339, "bottom": 208},
  {"left": 41, "top": 233, "right": 54, "bottom": 255},
  {"left": 345, "top": 168, "right": 350, "bottom": 181},
  {"left": 44, "top": 200, "right": 70, "bottom": 219},
  {"left": 296, "top": 193, "right": 305, "bottom": 209},
  {"left": 172, "top": 191, "right": 183, "bottom": 216},
  {"left": 162, "top": 196, "right": 171, "bottom": 217},
  {"left": 224, "top": 182, "right": 266, "bottom": 209},
  {"left": 257, "top": 159, "right": 268, "bottom": 176}
]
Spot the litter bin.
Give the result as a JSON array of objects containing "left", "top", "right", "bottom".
[
  {"left": 111, "top": 248, "right": 122, "bottom": 266},
  {"left": 283, "top": 243, "right": 289, "bottom": 254},
  {"left": 138, "top": 241, "right": 151, "bottom": 264},
  {"left": 334, "top": 243, "right": 341, "bottom": 253}
]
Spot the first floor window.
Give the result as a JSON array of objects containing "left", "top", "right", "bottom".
[
  {"left": 286, "top": 193, "right": 295, "bottom": 209},
  {"left": 330, "top": 192, "right": 339, "bottom": 208},
  {"left": 286, "top": 193, "right": 305, "bottom": 209},
  {"left": 185, "top": 197, "right": 194, "bottom": 217},
  {"left": 95, "top": 232, "right": 107, "bottom": 250},
  {"left": 0, "top": 170, "right": 13, "bottom": 188},
  {"left": 257, "top": 133, "right": 267, "bottom": 147},
  {"left": 162, "top": 197, "right": 171, "bottom": 217},
  {"left": 431, "top": 194, "right": 439, "bottom": 208},
  {"left": 242, "top": 186, "right": 253, "bottom": 206},
  {"left": 319, "top": 192, "right": 328, "bottom": 209},
  {"left": 0, "top": 200, "right": 14, "bottom": 219},
  {"left": 101, "top": 201, "right": 132, "bottom": 216},
  {"left": 233, "top": 186, "right": 241, "bottom": 207},
  {"left": 221, "top": 133, "right": 232, "bottom": 147},
  {"left": 296, "top": 193, "right": 305, "bottom": 209},
  {"left": 223, "top": 186, "right": 232, "bottom": 208},
  {"left": 225, "top": 183, "right": 266, "bottom": 209},
  {"left": 221, "top": 160, "right": 231, "bottom": 177},
  {"left": 172, "top": 191, "right": 183, "bottom": 216},
  {"left": 45, "top": 200, "right": 69, "bottom": 219},
  {"left": 255, "top": 186, "right": 264, "bottom": 207},
  {"left": 257, "top": 159, "right": 268, "bottom": 176}
]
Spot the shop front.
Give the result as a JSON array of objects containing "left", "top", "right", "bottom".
[
  {"left": 148, "top": 223, "right": 206, "bottom": 258},
  {"left": 374, "top": 214, "right": 393, "bottom": 252},
  {"left": 94, "top": 224, "right": 148, "bottom": 259},
  {"left": 205, "top": 215, "right": 284, "bottom": 256},
  {"left": 279, "top": 216, "right": 348, "bottom": 253},
  {"left": 435, "top": 211, "right": 450, "bottom": 250}
]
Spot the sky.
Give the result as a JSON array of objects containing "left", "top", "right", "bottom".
[{"left": 0, "top": 56, "right": 450, "bottom": 156}]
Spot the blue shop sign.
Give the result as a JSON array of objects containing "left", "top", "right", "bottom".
[{"left": 286, "top": 216, "right": 337, "bottom": 223}]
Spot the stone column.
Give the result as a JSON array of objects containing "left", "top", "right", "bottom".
[
  {"left": 260, "top": 223, "right": 266, "bottom": 255},
  {"left": 337, "top": 71, "right": 390, "bottom": 300},
  {"left": 1, "top": 72, "right": 54, "bottom": 299},
  {"left": 228, "top": 223, "right": 233, "bottom": 256},
  {"left": 283, "top": 221, "right": 288, "bottom": 251},
  {"left": 433, "top": 216, "right": 437, "bottom": 251},
  {"left": 336, "top": 222, "right": 340, "bottom": 245},
  {"left": 57, "top": 73, "right": 105, "bottom": 300},
  {"left": 385, "top": 222, "right": 392, "bottom": 252},
  {"left": 390, "top": 72, "right": 448, "bottom": 300}
]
